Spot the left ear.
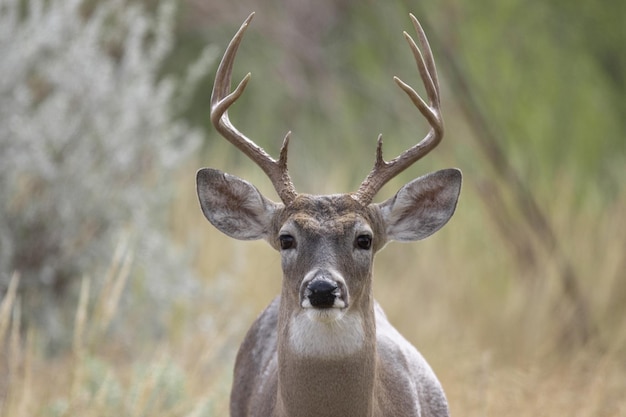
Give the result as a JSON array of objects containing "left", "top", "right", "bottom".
[{"left": 376, "top": 168, "right": 462, "bottom": 242}]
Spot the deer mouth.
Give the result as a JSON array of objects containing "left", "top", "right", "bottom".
[{"left": 300, "top": 269, "right": 348, "bottom": 312}]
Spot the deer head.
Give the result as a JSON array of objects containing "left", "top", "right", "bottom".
[{"left": 197, "top": 11, "right": 460, "bottom": 308}]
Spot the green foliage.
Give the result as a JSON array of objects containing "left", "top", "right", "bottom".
[{"left": 439, "top": 0, "right": 624, "bottom": 194}]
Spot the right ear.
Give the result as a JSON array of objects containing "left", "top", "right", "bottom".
[{"left": 196, "top": 168, "right": 280, "bottom": 240}]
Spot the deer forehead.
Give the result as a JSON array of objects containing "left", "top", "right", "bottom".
[{"left": 277, "top": 194, "right": 381, "bottom": 236}]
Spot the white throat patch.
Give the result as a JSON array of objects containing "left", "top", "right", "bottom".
[{"left": 288, "top": 311, "right": 365, "bottom": 358}]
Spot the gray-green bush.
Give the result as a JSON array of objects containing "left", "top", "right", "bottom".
[{"left": 0, "top": 0, "right": 214, "bottom": 346}]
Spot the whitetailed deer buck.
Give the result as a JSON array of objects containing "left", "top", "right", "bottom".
[{"left": 197, "top": 12, "right": 461, "bottom": 417}]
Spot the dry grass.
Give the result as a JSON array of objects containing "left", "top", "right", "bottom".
[
  {"left": 0, "top": 247, "right": 234, "bottom": 416},
  {"left": 1, "top": 162, "right": 625, "bottom": 416}
]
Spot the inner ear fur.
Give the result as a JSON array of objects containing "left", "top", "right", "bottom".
[
  {"left": 196, "top": 168, "right": 280, "bottom": 241},
  {"left": 377, "top": 168, "right": 462, "bottom": 242}
]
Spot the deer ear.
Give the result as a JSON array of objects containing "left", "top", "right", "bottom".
[
  {"left": 196, "top": 168, "right": 280, "bottom": 240},
  {"left": 378, "top": 169, "right": 462, "bottom": 242}
]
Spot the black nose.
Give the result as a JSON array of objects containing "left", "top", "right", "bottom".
[{"left": 307, "top": 280, "right": 338, "bottom": 308}]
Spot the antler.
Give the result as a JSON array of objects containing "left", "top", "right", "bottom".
[
  {"left": 354, "top": 14, "right": 444, "bottom": 205},
  {"left": 211, "top": 13, "right": 298, "bottom": 205}
]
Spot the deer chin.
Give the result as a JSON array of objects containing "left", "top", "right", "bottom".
[
  {"left": 288, "top": 311, "right": 365, "bottom": 358},
  {"left": 302, "top": 304, "right": 346, "bottom": 323}
]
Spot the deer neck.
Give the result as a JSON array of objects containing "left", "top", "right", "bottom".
[{"left": 275, "top": 294, "right": 378, "bottom": 417}]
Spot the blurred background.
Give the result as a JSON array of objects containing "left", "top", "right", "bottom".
[{"left": 1, "top": 0, "right": 624, "bottom": 415}]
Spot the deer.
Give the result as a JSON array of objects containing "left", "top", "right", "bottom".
[{"left": 196, "top": 12, "right": 461, "bottom": 417}]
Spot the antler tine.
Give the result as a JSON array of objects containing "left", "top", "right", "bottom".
[
  {"left": 210, "top": 12, "right": 297, "bottom": 205},
  {"left": 354, "top": 14, "right": 444, "bottom": 205}
]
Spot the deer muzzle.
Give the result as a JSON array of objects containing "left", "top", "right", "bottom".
[{"left": 300, "top": 269, "right": 348, "bottom": 310}]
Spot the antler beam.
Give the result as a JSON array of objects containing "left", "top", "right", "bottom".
[
  {"left": 210, "top": 12, "right": 298, "bottom": 205},
  {"left": 354, "top": 14, "right": 444, "bottom": 205}
]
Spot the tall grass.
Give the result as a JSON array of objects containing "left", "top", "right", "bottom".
[
  {"left": 0, "top": 246, "right": 234, "bottom": 416},
  {"left": 2, "top": 165, "right": 625, "bottom": 416}
]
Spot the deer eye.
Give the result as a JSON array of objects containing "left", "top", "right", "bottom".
[
  {"left": 355, "top": 234, "right": 372, "bottom": 250},
  {"left": 279, "top": 234, "right": 296, "bottom": 250}
]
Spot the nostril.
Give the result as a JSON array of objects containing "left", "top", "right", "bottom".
[{"left": 306, "top": 280, "right": 338, "bottom": 309}]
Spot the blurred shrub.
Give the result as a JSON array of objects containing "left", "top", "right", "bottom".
[{"left": 0, "top": 0, "right": 214, "bottom": 347}]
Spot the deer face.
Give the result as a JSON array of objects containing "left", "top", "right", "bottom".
[
  {"left": 197, "top": 167, "right": 461, "bottom": 324},
  {"left": 272, "top": 194, "right": 382, "bottom": 323}
]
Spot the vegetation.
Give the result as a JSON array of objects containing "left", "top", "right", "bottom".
[
  {"left": 0, "top": 0, "right": 213, "bottom": 349},
  {"left": 1, "top": 0, "right": 625, "bottom": 415}
]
